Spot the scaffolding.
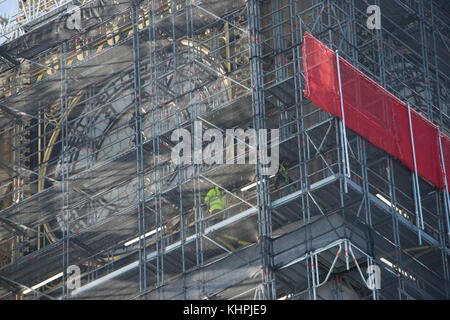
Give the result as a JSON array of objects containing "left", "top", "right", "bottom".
[{"left": 0, "top": 0, "right": 449, "bottom": 300}]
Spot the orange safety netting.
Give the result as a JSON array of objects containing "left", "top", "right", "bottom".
[{"left": 302, "top": 32, "right": 450, "bottom": 190}]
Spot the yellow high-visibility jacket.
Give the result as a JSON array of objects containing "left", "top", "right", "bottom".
[
  {"left": 279, "top": 164, "right": 289, "bottom": 183},
  {"left": 205, "top": 187, "right": 226, "bottom": 213}
]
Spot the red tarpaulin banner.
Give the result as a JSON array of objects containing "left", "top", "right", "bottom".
[{"left": 302, "top": 32, "right": 450, "bottom": 190}]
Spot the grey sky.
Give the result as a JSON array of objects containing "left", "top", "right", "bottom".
[{"left": 0, "top": 0, "right": 18, "bottom": 18}]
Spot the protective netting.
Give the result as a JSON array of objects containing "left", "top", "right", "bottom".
[{"left": 303, "top": 33, "right": 450, "bottom": 190}]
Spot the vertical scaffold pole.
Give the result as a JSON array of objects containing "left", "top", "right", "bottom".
[
  {"left": 60, "top": 41, "right": 70, "bottom": 299},
  {"left": 407, "top": 103, "right": 424, "bottom": 245},
  {"left": 247, "top": 0, "right": 275, "bottom": 300},
  {"left": 438, "top": 134, "right": 450, "bottom": 243},
  {"left": 335, "top": 50, "right": 350, "bottom": 193},
  {"left": 132, "top": 4, "right": 147, "bottom": 297}
]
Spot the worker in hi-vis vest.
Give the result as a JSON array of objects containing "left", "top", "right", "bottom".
[
  {"left": 205, "top": 186, "right": 227, "bottom": 214},
  {"left": 275, "top": 159, "right": 292, "bottom": 189},
  {"left": 275, "top": 158, "right": 291, "bottom": 189}
]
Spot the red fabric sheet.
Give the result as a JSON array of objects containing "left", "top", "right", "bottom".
[{"left": 303, "top": 33, "right": 450, "bottom": 189}]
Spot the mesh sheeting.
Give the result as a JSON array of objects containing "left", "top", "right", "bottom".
[{"left": 303, "top": 33, "right": 450, "bottom": 190}]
